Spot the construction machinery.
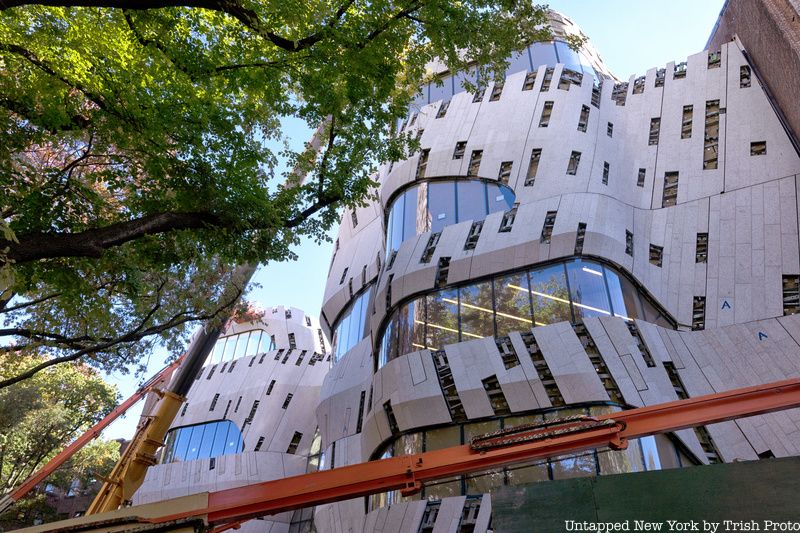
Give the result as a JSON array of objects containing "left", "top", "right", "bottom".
[{"left": 12, "top": 375, "right": 800, "bottom": 533}]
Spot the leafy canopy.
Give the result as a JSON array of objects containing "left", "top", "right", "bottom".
[
  {"left": 0, "top": 0, "right": 553, "bottom": 387},
  {"left": 0, "top": 352, "right": 118, "bottom": 499}
]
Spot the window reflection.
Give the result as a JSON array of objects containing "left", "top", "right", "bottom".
[
  {"left": 332, "top": 286, "right": 373, "bottom": 363},
  {"left": 386, "top": 179, "right": 515, "bottom": 256},
  {"left": 378, "top": 258, "right": 673, "bottom": 367},
  {"left": 161, "top": 420, "right": 243, "bottom": 464},
  {"left": 528, "top": 264, "right": 573, "bottom": 325},
  {"left": 208, "top": 329, "right": 275, "bottom": 366},
  {"left": 426, "top": 289, "right": 459, "bottom": 349},
  {"left": 368, "top": 405, "right": 663, "bottom": 510},
  {"left": 565, "top": 260, "right": 613, "bottom": 320},
  {"left": 494, "top": 273, "right": 533, "bottom": 337},
  {"left": 408, "top": 41, "right": 601, "bottom": 110}
]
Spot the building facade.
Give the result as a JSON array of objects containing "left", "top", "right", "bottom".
[
  {"left": 314, "top": 7, "right": 800, "bottom": 533},
  {"left": 134, "top": 306, "right": 331, "bottom": 533}
]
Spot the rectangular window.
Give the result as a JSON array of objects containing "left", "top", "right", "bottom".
[
  {"left": 453, "top": 141, "right": 467, "bottom": 160},
  {"left": 607, "top": 122, "right": 613, "bottom": 137},
  {"left": 522, "top": 71, "right": 537, "bottom": 91},
  {"left": 649, "top": 244, "right": 663, "bottom": 267},
  {"left": 525, "top": 149, "right": 541, "bottom": 186},
  {"left": 498, "top": 207, "right": 517, "bottom": 233},
  {"left": 751, "top": 141, "right": 766, "bottom": 156},
  {"left": 612, "top": 82, "right": 628, "bottom": 106},
  {"left": 266, "top": 379, "right": 275, "bottom": 395},
  {"left": 704, "top": 100, "right": 720, "bottom": 170},
  {"left": 435, "top": 256, "right": 450, "bottom": 288},
  {"left": 540, "top": 67, "right": 554, "bottom": 91},
  {"left": 481, "top": 375, "right": 511, "bottom": 415},
  {"left": 566, "top": 151, "right": 581, "bottom": 175},
  {"left": 558, "top": 68, "right": 583, "bottom": 90},
  {"left": 632, "top": 75, "right": 645, "bottom": 94},
  {"left": 574, "top": 222, "right": 587, "bottom": 255},
  {"left": 674, "top": 61, "right": 687, "bottom": 79},
  {"left": 408, "top": 112, "right": 417, "bottom": 126},
  {"left": 420, "top": 232, "right": 441, "bottom": 263},
  {"left": 783, "top": 275, "right": 800, "bottom": 315},
  {"left": 415, "top": 148, "right": 430, "bottom": 179},
  {"left": 708, "top": 50, "right": 721, "bottom": 69},
  {"left": 591, "top": 79, "right": 602, "bottom": 107},
  {"left": 464, "top": 220, "right": 484, "bottom": 249},
  {"left": 436, "top": 99, "right": 450, "bottom": 119},
  {"left": 244, "top": 400, "right": 260, "bottom": 425},
  {"left": 472, "top": 88, "right": 485, "bottom": 103},
  {"left": 468, "top": 150, "right": 483, "bottom": 176},
  {"left": 662, "top": 171, "right": 679, "bottom": 207},
  {"left": 253, "top": 436, "right": 265, "bottom": 452},
  {"left": 655, "top": 68, "right": 665, "bottom": 87},
  {"left": 577, "top": 105, "right": 590, "bottom": 132},
  {"left": 282, "top": 393, "right": 293, "bottom": 409},
  {"left": 489, "top": 82, "right": 504, "bottom": 101},
  {"left": 209, "top": 393, "right": 219, "bottom": 411},
  {"left": 539, "top": 101, "right": 554, "bottom": 127},
  {"left": 351, "top": 210, "right": 358, "bottom": 228},
  {"left": 540, "top": 211, "right": 557, "bottom": 244},
  {"left": 696, "top": 233, "right": 708, "bottom": 263},
  {"left": 602, "top": 162, "right": 609, "bottom": 185},
  {"left": 740, "top": 65, "right": 751, "bottom": 88},
  {"left": 287, "top": 432, "right": 303, "bottom": 454},
  {"left": 497, "top": 161, "right": 513, "bottom": 184},
  {"left": 356, "top": 390, "right": 366, "bottom": 433},
  {"left": 648, "top": 117, "right": 661, "bottom": 145},
  {"left": 637, "top": 168, "right": 646, "bottom": 187},
  {"left": 692, "top": 296, "right": 706, "bottom": 330},
  {"left": 627, "top": 322, "right": 656, "bottom": 368},
  {"left": 681, "top": 105, "right": 693, "bottom": 139},
  {"left": 625, "top": 230, "right": 633, "bottom": 256},
  {"left": 288, "top": 332, "right": 296, "bottom": 349},
  {"left": 496, "top": 337, "right": 519, "bottom": 369},
  {"left": 383, "top": 400, "right": 399, "bottom": 434}
]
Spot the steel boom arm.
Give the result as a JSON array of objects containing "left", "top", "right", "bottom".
[{"left": 16, "top": 376, "right": 800, "bottom": 533}]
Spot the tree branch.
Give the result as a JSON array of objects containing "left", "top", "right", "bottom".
[
  {"left": 4, "top": 211, "right": 223, "bottom": 264},
  {"left": 0, "top": 282, "right": 242, "bottom": 389}
]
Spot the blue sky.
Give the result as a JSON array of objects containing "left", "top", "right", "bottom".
[{"left": 101, "top": 1, "right": 724, "bottom": 440}]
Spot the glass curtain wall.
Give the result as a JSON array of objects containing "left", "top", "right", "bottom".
[
  {"left": 386, "top": 179, "right": 515, "bottom": 256},
  {"left": 332, "top": 286, "right": 373, "bottom": 362},
  {"left": 208, "top": 329, "right": 275, "bottom": 366},
  {"left": 160, "top": 420, "right": 244, "bottom": 463},
  {"left": 378, "top": 258, "right": 673, "bottom": 367},
  {"left": 408, "top": 40, "right": 603, "bottom": 113}
]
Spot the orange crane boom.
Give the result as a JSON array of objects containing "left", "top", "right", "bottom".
[
  {"left": 0, "top": 356, "right": 184, "bottom": 514},
  {"left": 17, "top": 375, "right": 800, "bottom": 533}
]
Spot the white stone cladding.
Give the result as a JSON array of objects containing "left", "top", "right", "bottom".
[
  {"left": 316, "top": 36, "right": 800, "bottom": 533},
  {"left": 133, "top": 306, "right": 331, "bottom": 533}
]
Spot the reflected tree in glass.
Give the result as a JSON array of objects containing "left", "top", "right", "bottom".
[
  {"left": 458, "top": 282, "right": 495, "bottom": 341},
  {"left": 528, "top": 264, "right": 573, "bottom": 324},
  {"left": 426, "top": 289, "right": 459, "bottom": 350},
  {"left": 494, "top": 273, "right": 533, "bottom": 337}
]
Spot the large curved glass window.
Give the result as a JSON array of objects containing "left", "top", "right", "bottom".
[
  {"left": 386, "top": 179, "right": 514, "bottom": 256},
  {"left": 367, "top": 405, "right": 664, "bottom": 510},
  {"left": 160, "top": 420, "right": 243, "bottom": 464},
  {"left": 332, "top": 286, "right": 373, "bottom": 362},
  {"left": 378, "top": 258, "right": 673, "bottom": 367},
  {"left": 408, "top": 40, "right": 602, "bottom": 112},
  {"left": 208, "top": 329, "right": 275, "bottom": 366}
]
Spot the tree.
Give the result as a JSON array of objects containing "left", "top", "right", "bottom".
[
  {"left": 0, "top": 0, "right": 557, "bottom": 387},
  {"left": 0, "top": 439, "right": 120, "bottom": 529},
  {"left": 0, "top": 353, "right": 118, "bottom": 499}
]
